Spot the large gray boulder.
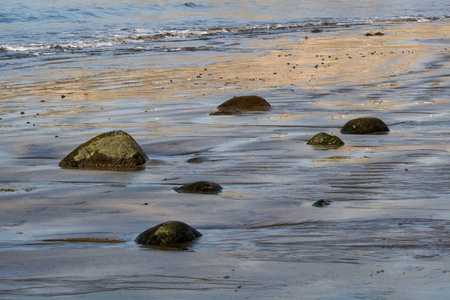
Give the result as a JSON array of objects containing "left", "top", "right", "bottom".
[
  {"left": 59, "top": 130, "right": 148, "bottom": 170},
  {"left": 135, "top": 221, "right": 202, "bottom": 246},
  {"left": 340, "top": 117, "right": 389, "bottom": 134}
]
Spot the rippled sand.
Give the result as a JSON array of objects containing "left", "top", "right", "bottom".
[{"left": 0, "top": 20, "right": 449, "bottom": 298}]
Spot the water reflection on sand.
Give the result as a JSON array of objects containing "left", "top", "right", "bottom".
[{"left": 0, "top": 21, "right": 449, "bottom": 298}]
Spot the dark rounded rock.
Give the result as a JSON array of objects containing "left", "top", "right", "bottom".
[
  {"left": 186, "top": 157, "right": 207, "bottom": 164},
  {"left": 174, "top": 181, "right": 222, "bottom": 194},
  {"left": 135, "top": 221, "right": 202, "bottom": 246},
  {"left": 307, "top": 132, "right": 344, "bottom": 146},
  {"left": 312, "top": 200, "right": 331, "bottom": 207},
  {"left": 340, "top": 117, "right": 389, "bottom": 134},
  {"left": 59, "top": 130, "right": 148, "bottom": 170},
  {"left": 217, "top": 95, "right": 271, "bottom": 112}
]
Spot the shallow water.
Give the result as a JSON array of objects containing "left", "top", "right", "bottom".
[
  {"left": 1, "top": 0, "right": 449, "bottom": 80},
  {"left": 1, "top": 2, "right": 450, "bottom": 298}
]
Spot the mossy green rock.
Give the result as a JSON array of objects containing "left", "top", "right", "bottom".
[
  {"left": 307, "top": 132, "right": 344, "bottom": 146},
  {"left": 135, "top": 221, "right": 202, "bottom": 246},
  {"left": 217, "top": 95, "right": 271, "bottom": 112},
  {"left": 340, "top": 117, "right": 389, "bottom": 134},
  {"left": 174, "top": 181, "right": 222, "bottom": 194},
  {"left": 59, "top": 130, "right": 148, "bottom": 170}
]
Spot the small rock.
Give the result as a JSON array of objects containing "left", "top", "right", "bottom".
[
  {"left": 311, "top": 29, "right": 323, "bottom": 33},
  {"left": 307, "top": 133, "right": 345, "bottom": 146},
  {"left": 340, "top": 117, "right": 389, "bottom": 134},
  {"left": 135, "top": 221, "right": 202, "bottom": 245},
  {"left": 59, "top": 130, "right": 148, "bottom": 170},
  {"left": 174, "top": 181, "right": 222, "bottom": 194},
  {"left": 216, "top": 95, "right": 271, "bottom": 113},
  {"left": 186, "top": 157, "right": 207, "bottom": 163},
  {"left": 312, "top": 200, "right": 331, "bottom": 207},
  {"left": 365, "top": 32, "right": 384, "bottom": 36}
]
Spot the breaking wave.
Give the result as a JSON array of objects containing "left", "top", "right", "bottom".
[{"left": 0, "top": 16, "right": 445, "bottom": 60}]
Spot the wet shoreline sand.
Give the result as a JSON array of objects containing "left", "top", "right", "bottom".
[{"left": 1, "top": 20, "right": 449, "bottom": 298}]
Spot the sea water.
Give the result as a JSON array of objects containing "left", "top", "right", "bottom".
[
  {"left": 0, "top": 1, "right": 449, "bottom": 298},
  {"left": 1, "top": 0, "right": 449, "bottom": 79}
]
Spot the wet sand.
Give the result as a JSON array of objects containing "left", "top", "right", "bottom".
[{"left": 1, "top": 20, "right": 449, "bottom": 298}]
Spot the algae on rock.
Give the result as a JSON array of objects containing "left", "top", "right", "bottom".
[
  {"left": 216, "top": 95, "right": 271, "bottom": 112},
  {"left": 59, "top": 130, "right": 148, "bottom": 170},
  {"left": 340, "top": 117, "right": 389, "bottom": 134},
  {"left": 135, "top": 221, "right": 202, "bottom": 246},
  {"left": 307, "top": 132, "right": 344, "bottom": 147},
  {"left": 313, "top": 199, "right": 331, "bottom": 207}
]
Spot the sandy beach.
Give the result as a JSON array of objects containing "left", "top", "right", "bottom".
[{"left": 1, "top": 19, "right": 449, "bottom": 298}]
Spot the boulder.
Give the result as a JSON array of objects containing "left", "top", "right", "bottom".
[
  {"left": 174, "top": 181, "right": 222, "bottom": 194},
  {"left": 307, "top": 132, "right": 344, "bottom": 146},
  {"left": 340, "top": 117, "right": 389, "bottom": 134},
  {"left": 59, "top": 130, "right": 148, "bottom": 170},
  {"left": 135, "top": 221, "right": 202, "bottom": 246},
  {"left": 216, "top": 95, "right": 271, "bottom": 112}
]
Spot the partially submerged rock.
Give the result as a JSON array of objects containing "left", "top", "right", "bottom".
[
  {"left": 312, "top": 200, "right": 331, "bottom": 207},
  {"left": 174, "top": 181, "right": 223, "bottom": 194},
  {"left": 340, "top": 117, "right": 389, "bottom": 134},
  {"left": 215, "top": 95, "right": 271, "bottom": 113},
  {"left": 186, "top": 157, "right": 207, "bottom": 164},
  {"left": 59, "top": 130, "right": 148, "bottom": 170},
  {"left": 365, "top": 32, "right": 384, "bottom": 36},
  {"left": 135, "top": 221, "right": 202, "bottom": 246},
  {"left": 307, "top": 132, "right": 344, "bottom": 146}
]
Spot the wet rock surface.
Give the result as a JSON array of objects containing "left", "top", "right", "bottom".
[
  {"left": 307, "top": 132, "right": 345, "bottom": 146},
  {"left": 59, "top": 130, "right": 148, "bottom": 170},
  {"left": 365, "top": 32, "right": 385, "bottom": 36},
  {"left": 135, "top": 221, "right": 202, "bottom": 246},
  {"left": 174, "top": 181, "right": 223, "bottom": 194},
  {"left": 215, "top": 95, "right": 271, "bottom": 113},
  {"left": 312, "top": 200, "right": 331, "bottom": 207},
  {"left": 340, "top": 117, "right": 390, "bottom": 134}
]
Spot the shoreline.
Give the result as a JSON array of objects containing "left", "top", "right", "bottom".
[
  {"left": 1, "top": 19, "right": 449, "bottom": 298},
  {"left": 2, "top": 21, "right": 449, "bottom": 99}
]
